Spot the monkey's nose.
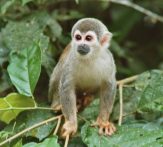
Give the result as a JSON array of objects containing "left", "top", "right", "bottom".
[{"left": 77, "top": 44, "right": 90, "bottom": 55}]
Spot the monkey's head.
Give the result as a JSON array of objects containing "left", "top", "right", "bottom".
[{"left": 71, "top": 18, "right": 112, "bottom": 58}]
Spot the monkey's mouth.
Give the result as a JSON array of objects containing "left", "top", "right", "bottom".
[{"left": 77, "top": 44, "right": 90, "bottom": 55}]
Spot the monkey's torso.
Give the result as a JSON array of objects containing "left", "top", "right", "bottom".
[
  {"left": 49, "top": 44, "right": 116, "bottom": 108},
  {"left": 73, "top": 50, "right": 115, "bottom": 93}
]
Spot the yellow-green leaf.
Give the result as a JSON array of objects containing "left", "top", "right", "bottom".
[{"left": 0, "top": 93, "right": 35, "bottom": 123}]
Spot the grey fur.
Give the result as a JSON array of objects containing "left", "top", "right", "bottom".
[{"left": 71, "top": 18, "right": 109, "bottom": 40}]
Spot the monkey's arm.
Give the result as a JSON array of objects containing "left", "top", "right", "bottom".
[
  {"left": 48, "top": 43, "right": 71, "bottom": 106},
  {"left": 59, "top": 66, "right": 77, "bottom": 137}
]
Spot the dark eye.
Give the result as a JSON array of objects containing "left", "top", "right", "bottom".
[
  {"left": 85, "top": 35, "right": 93, "bottom": 41},
  {"left": 75, "top": 34, "right": 82, "bottom": 40}
]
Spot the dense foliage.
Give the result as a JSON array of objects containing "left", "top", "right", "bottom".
[{"left": 0, "top": 0, "right": 163, "bottom": 147}]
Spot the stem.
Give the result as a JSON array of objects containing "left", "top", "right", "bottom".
[
  {"left": 0, "top": 115, "right": 62, "bottom": 147},
  {"left": 78, "top": 114, "right": 90, "bottom": 123},
  {"left": 109, "top": 0, "right": 163, "bottom": 23},
  {"left": 53, "top": 116, "right": 62, "bottom": 135},
  {"left": 64, "top": 134, "right": 69, "bottom": 147},
  {"left": 117, "top": 75, "right": 138, "bottom": 85},
  {"left": 117, "top": 75, "right": 138, "bottom": 126},
  {"left": 118, "top": 84, "right": 123, "bottom": 126},
  {"left": 0, "top": 106, "right": 54, "bottom": 111}
]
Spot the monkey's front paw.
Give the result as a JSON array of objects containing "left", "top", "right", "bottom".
[
  {"left": 92, "top": 117, "right": 116, "bottom": 136},
  {"left": 61, "top": 121, "right": 77, "bottom": 138}
]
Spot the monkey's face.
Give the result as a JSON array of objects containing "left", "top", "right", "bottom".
[{"left": 72, "top": 30, "right": 100, "bottom": 58}]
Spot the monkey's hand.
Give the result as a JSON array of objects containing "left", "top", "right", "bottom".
[
  {"left": 92, "top": 117, "right": 116, "bottom": 136},
  {"left": 61, "top": 120, "right": 77, "bottom": 138}
]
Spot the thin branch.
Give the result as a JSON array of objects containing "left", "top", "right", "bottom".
[
  {"left": 0, "top": 115, "right": 62, "bottom": 147},
  {"left": 78, "top": 114, "right": 90, "bottom": 123},
  {"left": 0, "top": 106, "right": 54, "bottom": 111},
  {"left": 53, "top": 115, "right": 62, "bottom": 135},
  {"left": 117, "top": 75, "right": 138, "bottom": 85},
  {"left": 118, "top": 84, "right": 123, "bottom": 126},
  {"left": 117, "top": 75, "right": 138, "bottom": 126},
  {"left": 109, "top": 0, "right": 163, "bottom": 23},
  {"left": 64, "top": 134, "right": 70, "bottom": 147}
]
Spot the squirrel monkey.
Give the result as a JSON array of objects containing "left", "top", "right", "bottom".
[{"left": 49, "top": 18, "right": 116, "bottom": 137}]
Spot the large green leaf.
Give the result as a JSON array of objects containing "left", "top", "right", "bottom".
[
  {"left": 23, "top": 136, "right": 60, "bottom": 147},
  {"left": 81, "top": 123, "right": 163, "bottom": 147},
  {"left": 0, "top": 19, "right": 57, "bottom": 76},
  {"left": 0, "top": 93, "right": 35, "bottom": 123},
  {"left": 7, "top": 43, "right": 41, "bottom": 96}
]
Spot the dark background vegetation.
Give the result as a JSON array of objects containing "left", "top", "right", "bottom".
[{"left": 0, "top": 0, "right": 163, "bottom": 147}]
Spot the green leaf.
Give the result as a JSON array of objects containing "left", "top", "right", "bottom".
[
  {"left": 28, "top": 11, "right": 62, "bottom": 41},
  {"left": 0, "top": 0, "right": 15, "bottom": 14},
  {"left": 81, "top": 123, "right": 163, "bottom": 147},
  {"left": 0, "top": 93, "right": 35, "bottom": 123},
  {"left": 112, "top": 84, "right": 142, "bottom": 121},
  {"left": 138, "top": 70, "right": 163, "bottom": 112},
  {"left": 1, "top": 21, "right": 49, "bottom": 52},
  {"left": 7, "top": 43, "right": 41, "bottom": 96},
  {"left": 68, "top": 137, "right": 86, "bottom": 147},
  {"left": 112, "top": 70, "right": 163, "bottom": 122},
  {"left": 0, "top": 19, "right": 58, "bottom": 76},
  {"left": 80, "top": 99, "right": 99, "bottom": 121},
  {"left": 4, "top": 109, "right": 56, "bottom": 140},
  {"left": 23, "top": 136, "right": 60, "bottom": 147},
  {"left": 0, "top": 131, "right": 12, "bottom": 142},
  {"left": 13, "top": 139, "right": 22, "bottom": 147}
]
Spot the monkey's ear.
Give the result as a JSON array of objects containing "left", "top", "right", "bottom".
[{"left": 100, "top": 31, "right": 112, "bottom": 47}]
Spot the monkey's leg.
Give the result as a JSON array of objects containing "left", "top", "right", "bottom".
[
  {"left": 59, "top": 74, "right": 77, "bottom": 138},
  {"left": 94, "top": 80, "right": 116, "bottom": 136}
]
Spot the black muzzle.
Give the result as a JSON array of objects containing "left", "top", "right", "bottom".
[{"left": 77, "top": 44, "right": 90, "bottom": 55}]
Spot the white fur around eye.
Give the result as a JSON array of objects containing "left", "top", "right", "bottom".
[
  {"left": 73, "top": 30, "right": 84, "bottom": 43},
  {"left": 74, "top": 30, "right": 81, "bottom": 38},
  {"left": 85, "top": 31, "right": 97, "bottom": 41}
]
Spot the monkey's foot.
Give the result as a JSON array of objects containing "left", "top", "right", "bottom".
[
  {"left": 92, "top": 117, "right": 116, "bottom": 136},
  {"left": 61, "top": 121, "right": 77, "bottom": 138}
]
